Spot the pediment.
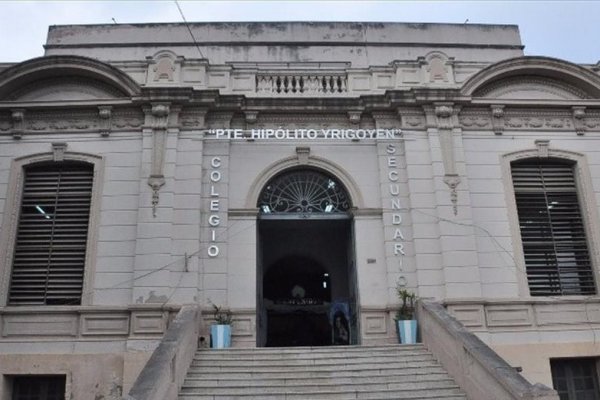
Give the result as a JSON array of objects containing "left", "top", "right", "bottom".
[
  {"left": 473, "top": 76, "right": 590, "bottom": 100},
  {"left": 6, "top": 77, "right": 126, "bottom": 101}
]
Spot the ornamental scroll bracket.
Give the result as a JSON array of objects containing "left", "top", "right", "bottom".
[
  {"left": 11, "top": 109, "right": 25, "bottom": 139},
  {"left": 145, "top": 103, "right": 172, "bottom": 217},
  {"left": 572, "top": 106, "right": 586, "bottom": 136},
  {"left": 98, "top": 106, "right": 112, "bottom": 137},
  {"left": 490, "top": 104, "right": 505, "bottom": 135},
  {"left": 429, "top": 103, "right": 462, "bottom": 215}
]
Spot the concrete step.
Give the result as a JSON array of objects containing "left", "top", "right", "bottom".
[
  {"left": 178, "top": 344, "right": 467, "bottom": 400},
  {"left": 186, "top": 367, "right": 448, "bottom": 387},
  {"left": 195, "top": 349, "right": 430, "bottom": 361},
  {"left": 190, "top": 354, "right": 435, "bottom": 367},
  {"left": 180, "top": 377, "right": 459, "bottom": 394},
  {"left": 196, "top": 345, "right": 426, "bottom": 359},
  {"left": 187, "top": 359, "right": 442, "bottom": 374},
  {"left": 179, "top": 387, "right": 466, "bottom": 400},
  {"left": 184, "top": 365, "right": 448, "bottom": 380}
]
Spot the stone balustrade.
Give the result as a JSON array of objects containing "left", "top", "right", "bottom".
[{"left": 256, "top": 73, "right": 347, "bottom": 95}]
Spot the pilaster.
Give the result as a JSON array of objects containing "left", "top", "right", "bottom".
[
  {"left": 200, "top": 139, "right": 231, "bottom": 308},
  {"left": 131, "top": 103, "right": 182, "bottom": 304},
  {"left": 423, "top": 103, "right": 482, "bottom": 299}
]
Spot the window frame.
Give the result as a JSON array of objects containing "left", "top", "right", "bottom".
[
  {"left": 10, "top": 375, "right": 67, "bottom": 400},
  {"left": 502, "top": 148, "right": 600, "bottom": 297},
  {"left": 0, "top": 151, "right": 103, "bottom": 307},
  {"left": 551, "top": 357, "right": 600, "bottom": 400}
]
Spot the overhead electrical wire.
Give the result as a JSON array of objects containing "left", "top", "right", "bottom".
[{"left": 174, "top": 0, "right": 206, "bottom": 60}]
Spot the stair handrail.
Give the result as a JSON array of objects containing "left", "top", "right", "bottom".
[
  {"left": 418, "top": 300, "right": 559, "bottom": 400},
  {"left": 123, "top": 304, "right": 201, "bottom": 400}
]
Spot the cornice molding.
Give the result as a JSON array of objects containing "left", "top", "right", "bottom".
[
  {"left": 0, "top": 55, "right": 142, "bottom": 99},
  {"left": 461, "top": 56, "right": 600, "bottom": 98}
]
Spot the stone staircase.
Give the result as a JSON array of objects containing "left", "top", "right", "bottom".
[{"left": 178, "top": 344, "right": 468, "bottom": 400}]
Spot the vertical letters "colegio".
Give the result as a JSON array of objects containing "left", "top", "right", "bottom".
[{"left": 207, "top": 157, "right": 221, "bottom": 257}]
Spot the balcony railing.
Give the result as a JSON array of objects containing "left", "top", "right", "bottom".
[{"left": 256, "top": 74, "right": 348, "bottom": 95}]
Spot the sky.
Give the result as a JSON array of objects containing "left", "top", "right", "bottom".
[{"left": 0, "top": 0, "right": 599, "bottom": 64}]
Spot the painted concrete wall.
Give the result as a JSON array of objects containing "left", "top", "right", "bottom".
[{"left": 0, "top": 21, "right": 600, "bottom": 395}]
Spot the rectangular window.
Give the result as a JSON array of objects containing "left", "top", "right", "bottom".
[
  {"left": 8, "top": 162, "right": 93, "bottom": 305},
  {"left": 11, "top": 375, "right": 66, "bottom": 400},
  {"left": 551, "top": 358, "right": 600, "bottom": 400},
  {"left": 512, "top": 159, "right": 596, "bottom": 296}
]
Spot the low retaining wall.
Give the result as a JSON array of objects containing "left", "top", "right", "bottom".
[
  {"left": 418, "top": 300, "right": 559, "bottom": 400},
  {"left": 124, "top": 304, "right": 201, "bottom": 400}
]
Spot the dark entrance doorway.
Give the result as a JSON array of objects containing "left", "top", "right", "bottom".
[
  {"left": 263, "top": 254, "right": 331, "bottom": 346},
  {"left": 256, "top": 169, "right": 357, "bottom": 347}
]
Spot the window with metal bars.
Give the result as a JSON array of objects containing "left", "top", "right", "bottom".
[
  {"left": 11, "top": 375, "right": 66, "bottom": 400},
  {"left": 551, "top": 358, "right": 600, "bottom": 400},
  {"left": 511, "top": 158, "right": 596, "bottom": 296},
  {"left": 8, "top": 162, "right": 93, "bottom": 305}
]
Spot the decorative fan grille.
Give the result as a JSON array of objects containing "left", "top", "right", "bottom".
[{"left": 259, "top": 170, "right": 350, "bottom": 214}]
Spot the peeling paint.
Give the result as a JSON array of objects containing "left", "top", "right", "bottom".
[{"left": 146, "top": 291, "right": 169, "bottom": 303}]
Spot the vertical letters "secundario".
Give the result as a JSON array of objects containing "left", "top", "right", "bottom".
[{"left": 387, "top": 144, "right": 405, "bottom": 257}]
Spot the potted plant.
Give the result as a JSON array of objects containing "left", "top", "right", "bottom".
[
  {"left": 395, "top": 286, "right": 417, "bottom": 344},
  {"left": 210, "top": 303, "right": 232, "bottom": 349}
]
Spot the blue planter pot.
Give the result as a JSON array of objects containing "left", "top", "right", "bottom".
[
  {"left": 210, "top": 324, "right": 231, "bottom": 348},
  {"left": 397, "top": 320, "right": 417, "bottom": 344}
]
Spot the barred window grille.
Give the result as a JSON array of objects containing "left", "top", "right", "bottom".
[
  {"left": 8, "top": 162, "right": 93, "bottom": 305},
  {"left": 12, "top": 375, "right": 66, "bottom": 400},
  {"left": 551, "top": 358, "right": 600, "bottom": 400},
  {"left": 258, "top": 170, "right": 350, "bottom": 214},
  {"left": 512, "top": 159, "right": 596, "bottom": 296}
]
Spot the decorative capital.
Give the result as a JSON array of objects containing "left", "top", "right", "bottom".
[
  {"left": 573, "top": 106, "right": 586, "bottom": 119},
  {"left": 144, "top": 103, "right": 171, "bottom": 129},
  {"left": 430, "top": 103, "right": 458, "bottom": 130},
  {"left": 244, "top": 111, "right": 259, "bottom": 124},
  {"left": 152, "top": 103, "right": 170, "bottom": 118},
  {"left": 491, "top": 104, "right": 505, "bottom": 118},
  {"left": 11, "top": 109, "right": 24, "bottom": 122},
  {"left": 98, "top": 106, "right": 112, "bottom": 119},
  {"left": 347, "top": 111, "right": 362, "bottom": 125},
  {"left": 435, "top": 105, "right": 453, "bottom": 119}
]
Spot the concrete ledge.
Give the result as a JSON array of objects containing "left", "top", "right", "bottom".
[
  {"left": 0, "top": 305, "right": 179, "bottom": 340},
  {"left": 418, "top": 300, "right": 559, "bottom": 400},
  {"left": 124, "top": 304, "right": 201, "bottom": 400}
]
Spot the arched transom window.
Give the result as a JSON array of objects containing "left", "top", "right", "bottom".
[{"left": 258, "top": 169, "right": 351, "bottom": 214}]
